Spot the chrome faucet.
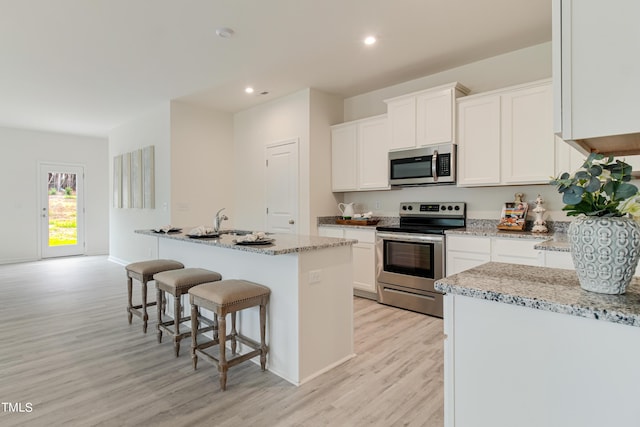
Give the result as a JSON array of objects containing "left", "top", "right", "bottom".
[{"left": 213, "top": 208, "right": 228, "bottom": 233}]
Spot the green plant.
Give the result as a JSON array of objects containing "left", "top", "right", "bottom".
[
  {"left": 65, "top": 186, "right": 73, "bottom": 196},
  {"left": 49, "top": 188, "right": 57, "bottom": 195},
  {"left": 551, "top": 153, "right": 639, "bottom": 217}
]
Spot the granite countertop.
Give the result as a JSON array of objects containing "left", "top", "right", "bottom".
[
  {"left": 136, "top": 228, "right": 356, "bottom": 256},
  {"left": 435, "top": 262, "right": 640, "bottom": 328},
  {"left": 534, "top": 235, "right": 570, "bottom": 252},
  {"left": 446, "top": 227, "right": 552, "bottom": 240}
]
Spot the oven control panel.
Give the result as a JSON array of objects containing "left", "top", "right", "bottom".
[{"left": 399, "top": 202, "right": 466, "bottom": 217}]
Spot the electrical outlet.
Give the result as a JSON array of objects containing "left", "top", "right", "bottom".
[
  {"left": 309, "top": 269, "right": 322, "bottom": 284},
  {"left": 375, "top": 200, "right": 381, "bottom": 210}
]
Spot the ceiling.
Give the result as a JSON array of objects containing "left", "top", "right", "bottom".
[{"left": 0, "top": 0, "right": 551, "bottom": 138}]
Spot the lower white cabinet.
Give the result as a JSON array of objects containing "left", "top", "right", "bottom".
[
  {"left": 446, "top": 235, "right": 491, "bottom": 275},
  {"left": 446, "top": 234, "right": 544, "bottom": 275},
  {"left": 318, "top": 226, "right": 377, "bottom": 297}
]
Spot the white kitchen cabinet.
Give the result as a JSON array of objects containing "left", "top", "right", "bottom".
[
  {"left": 543, "top": 250, "right": 574, "bottom": 269},
  {"left": 457, "top": 80, "right": 555, "bottom": 187},
  {"left": 331, "top": 124, "right": 358, "bottom": 191},
  {"left": 318, "top": 226, "right": 377, "bottom": 298},
  {"left": 457, "top": 95, "right": 501, "bottom": 186},
  {"left": 501, "top": 83, "right": 555, "bottom": 184},
  {"left": 385, "top": 82, "right": 469, "bottom": 151},
  {"left": 491, "top": 238, "right": 544, "bottom": 266},
  {"left": 331, "top": 115, "right": 389, "bottom": 192},
  {"left": 447, "top": 234, "right": 545, "bottom": 274},
  {"left": 446, "top": 235, "right": 491, "bottom": 275},
  {"left": 553, "top": 0, "right": 640, "bottom": 155}
]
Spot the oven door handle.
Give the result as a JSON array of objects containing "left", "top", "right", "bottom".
[{"left": 376, "top": 232, "right": 444, "bottom": 244}]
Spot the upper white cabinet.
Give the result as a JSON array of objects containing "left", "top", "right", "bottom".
[
  {"left": 457, "top": 79, "right": 555, "bottom": 187},
  {"left": 553, "top": 0, "right": 640, "bottom": 155},
  {"left": 385, "top": 82, "right": 469, "bottom": 151},
  {"left": 331, "top": 115, "right": 389, "bottom": 192}
]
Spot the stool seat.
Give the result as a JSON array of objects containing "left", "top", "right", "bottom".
[
  {"left": 125, "top": 259, "right": 184, "bottom": 333},
  {"left": 154, "top": 268, "right": 222, "bottom": 357},
  {"left": 189, "top": 279, "right": 270, "bottom": 391},
  {"left": 126, "top": 259, "right": 185, "bottom": 277},
  {"left": 189, "top": 279, "right": 270, "bottom": 308},
  {"left": 154, "top": 268, "right": 222, "bottom": 295}
]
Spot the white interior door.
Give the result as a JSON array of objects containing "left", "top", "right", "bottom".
[
  {"left": 266, "top": 140, "right": 298, "bottom": 234},
  {"left": 40, "top": 163, "right": 85, "bottom": 258}
]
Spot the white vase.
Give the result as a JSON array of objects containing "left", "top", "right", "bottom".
[{"left": 568, "top": 216, "right": 640, "bottom": 294}]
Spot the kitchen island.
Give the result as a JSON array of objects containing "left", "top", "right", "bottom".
[
  {"left": 136, "top": 229, "right": 357, "bottom": 385},
  {"left": 435, "top": 262, "right": 640, "bottom": 427}
]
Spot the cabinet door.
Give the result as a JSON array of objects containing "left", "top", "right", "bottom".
[
  {"left": 416, "top": 88, "right": 454, "bottom": 146},
  {"left": 502, "top": 83, "right": 555, "bottom": 184},
  {"left": 358, "top": 116, "right": 390, "bottom": 190},
  {"left": 457, "top": 96, "right": 501, "bottom": 186},
  {"left": 446, "top": 235, "right": 491, "bottom": 275},
  {"left": 491, "top": 238, "right": 544, "bottom": 266},
  {"left": 387, "top": 97, "right": 416, "bottom": 151},
  {"left": 331, "top": 124, "right": 358, "bottom": 191},
  {"left": 352, "top": 243, "right": 376, "bottom": 293},
  {"left": 543, "top": 251, "right": 574, "bottom": 270},
  {"left": 557, "top": 0, "right": 640, "bottom": 141}
]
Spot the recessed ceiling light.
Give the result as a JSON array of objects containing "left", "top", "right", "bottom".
[
  {"left": 364, "top": 36, "right": 377, "bottom": 45},
  {"left": 245, "top": 87, "right": 254, "bottom": 94},
  {"left": 216, "top": 27, "right": 235, "bottom": 38}
]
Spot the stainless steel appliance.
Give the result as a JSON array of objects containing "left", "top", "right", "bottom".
[
  {"left": 376, "top": 202, "right": 466, "bottom": 317},
  {"left": 389, "top": 143, "right": 456, "bottom": 186}
]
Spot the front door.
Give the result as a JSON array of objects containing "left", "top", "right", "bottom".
[
  {"left": 40, "top": 163, "right": 85, "bottom": 258},
  {"left": 265, "top": 140, "right": 298, "bottom": 234}
]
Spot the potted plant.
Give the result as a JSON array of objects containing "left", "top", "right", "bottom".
[{"left": 551, "top": 153, "right": 640, "bottom": 294}]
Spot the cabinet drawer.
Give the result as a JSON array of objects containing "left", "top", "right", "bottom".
[
  {"left": 345, "top": 228, "right": 376, "bottom": 244},
  {"left": 447, "top": 235, "right": 491, "bottom": 253},
  {"left": 492, "top": 238, "right": 544, "bottom": 266}
]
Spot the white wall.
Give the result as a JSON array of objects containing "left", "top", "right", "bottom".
[
  {"left": 108, "top": 103, "right": 172, "bottom": 265},
  {"left": 308, "top": 89, "right": 344, "bottom": 234},
  {"left": 341, "top": 42, "right": 569, "bottom": 221},
  {"left": 170, "top": 101, "right": 234, "bottom": 228},
  {"left": 344, "top": 42, "right": 552, "bottom": 121},
  {"left": 233, "top": 89, "right": 311, "bottom": 233},
  {"left": 0, "top": 126, "right": 109, "bottom": 264}
]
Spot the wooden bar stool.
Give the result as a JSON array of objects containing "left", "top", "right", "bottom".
[
  {"left": 154, "top": 268, "right": 222, "bottom": 357},
  {"left": 189, "top": 279, "right": 270, "bottom": 391},
  {"left": 125, "top": 259, "right": 184, "bottom": 333}
]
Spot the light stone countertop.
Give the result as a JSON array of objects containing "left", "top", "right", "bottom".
[
  {"left": 435, "top": 262, "right": 640, "bottom": 327},
  {"left": 136, "top": 228, "right": 356, "bottom": 256},
  {"left": 445, "top": 226, "right": 552, "bottom": 240}
]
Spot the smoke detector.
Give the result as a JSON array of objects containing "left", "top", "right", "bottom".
[{"left": 216, "top": 27, "right": 235, "bottom": 38}]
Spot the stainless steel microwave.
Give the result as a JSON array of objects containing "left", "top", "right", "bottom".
[{"left": 389, "top": 143, "right": 456, "bottom": 186}]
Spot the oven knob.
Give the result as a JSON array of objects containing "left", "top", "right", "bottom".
[
  {"left": 447, "top": 206, "right": 453, "bottom": 210},
  {"left": 408, "top": 205, "right": 413, "bottom": 211},
  {"left": 440, "top": 206, "right": 446, "bottom": 211},
  {"left": 402, "top": 205, "right": 407, "bottom": 210},
  {"left": 454, "top": 205, "right": 460, "bottom": 211}
]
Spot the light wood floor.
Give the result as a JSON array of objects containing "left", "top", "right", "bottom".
[{"left": 0, "top": 256, "right": 444, "bottom": 427}]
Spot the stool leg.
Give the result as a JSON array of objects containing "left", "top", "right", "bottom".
[
  {"left": 174, "top": 294, "right": 181, "bottom": 357},
  {"left": 156, "top": 288, "right": 163, "bottom": 343},
  {"left": 191, "top": 302, "right": 198, "bottom": 370},
  {"left": 127, "top": 276, "right": 133, "bottom": 324},
  {"left": 260, "top": 302, "right": 267, "bottom": 371},
  {"left": 230, "top": 312, "right": 237, "bottom": 355},
  {"left": 213, "top": 313, "right": 219, "bottom": 341},
  {"left": 218, "top": 313, "right": 228, "bottom": 390},
  {"left": 141, "top": 280, "right": 149, "bottom": 333}
]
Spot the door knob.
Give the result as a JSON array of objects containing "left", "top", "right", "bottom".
[{"left": 288, "top": 219, "right": 295, "bottom": 224}]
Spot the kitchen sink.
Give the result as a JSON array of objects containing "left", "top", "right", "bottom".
[{"left": 219, "top": 229, "right": 253, "bottom": 236}]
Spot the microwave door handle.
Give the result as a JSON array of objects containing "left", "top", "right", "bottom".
[{"left": 432, "top": 150, "right": 438, "bottom": 182}]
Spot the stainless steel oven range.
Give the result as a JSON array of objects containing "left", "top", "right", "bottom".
[{"left": 376, "top": 202, "right": 466, "bottom": 317}]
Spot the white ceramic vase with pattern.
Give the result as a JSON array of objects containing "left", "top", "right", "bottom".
[{"left": 568, "top": 216, "right": 640, "bottom": 294}]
